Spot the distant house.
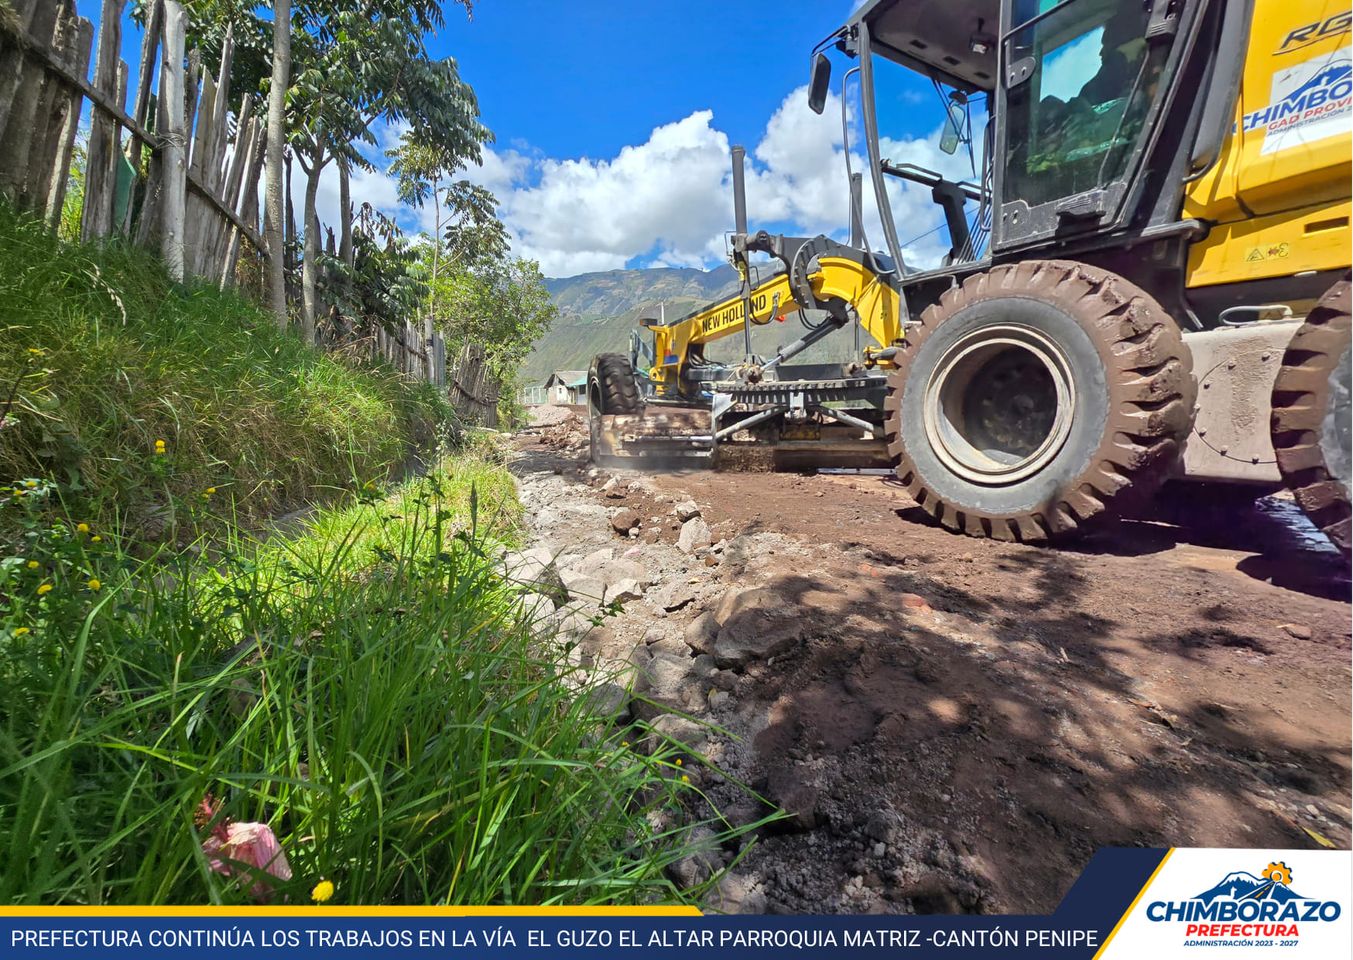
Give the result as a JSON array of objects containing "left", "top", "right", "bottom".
[{"left": 544, "top": 370, "right": 588, "bottom": 405}]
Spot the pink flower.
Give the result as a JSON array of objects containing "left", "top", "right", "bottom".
[{"left": 198, "top": 798, "right": 292, "bottom": 900}]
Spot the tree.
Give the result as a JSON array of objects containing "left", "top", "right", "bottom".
[
  {"left": 329, "top": 203, "right": 427, "bottom": 343},
  {"left": 264, "top": 0, "right": 290, "bottom": 329},
  {"left": 288, "top": 0, "right": 489, "bottom": 343},
  {"left": 429, "top": 256, "right": 556, "bottom": 381},
  {"left": 388, "top": 133, "right": 507, "bottom": 379}
]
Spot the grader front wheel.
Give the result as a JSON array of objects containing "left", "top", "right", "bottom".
[
  {"left": 884, "top": 260, "right": 1194, "bottom": 541},
  {"left": 588, "top": 353, "right": 642, "bottom": 466}
]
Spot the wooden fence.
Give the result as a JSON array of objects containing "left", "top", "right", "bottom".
[
  {"left": 449, "top": 343, "right": 500, "bottom": 429},
  {"left": 374, "top": 321, "right": 447, "bottom": 390},
  {"left": 0, "top": 0, "right": 266, "bottom": 284},
  {"left": 0, "top": 0, "right": 503, "bottom": 425}
]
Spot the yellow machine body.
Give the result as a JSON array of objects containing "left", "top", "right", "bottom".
[
  {"left": 1184, "top": 1, "right": 1352, "bottom": 287},
  {"left": 645, "top": 256, "right": 903, "bottom": 391}
]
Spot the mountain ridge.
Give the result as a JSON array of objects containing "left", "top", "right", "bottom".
[{"left": 524, "top": 263, "right": 856, "bottom": 387}]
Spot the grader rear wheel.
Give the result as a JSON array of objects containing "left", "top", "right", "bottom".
[
  {"left": 1271, "top": 275, "right": 1351, "bottom": 557},
  {"left": 884, "top": 260, "right": 1194, "bottom": 541}
]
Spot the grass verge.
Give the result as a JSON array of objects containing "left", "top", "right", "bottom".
[
  {"left": 0, "top": 203, "right": 449, "bottom": 542},
  {"left": 1, "top": 453, "right": 742, "bottom": 905}
]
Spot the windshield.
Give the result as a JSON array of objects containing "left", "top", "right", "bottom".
[{"left": 868, "top": 51, "right": 991, "bottom": 269}]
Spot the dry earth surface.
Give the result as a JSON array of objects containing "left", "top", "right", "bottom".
[{"left": 508, "top": 405, "right": 1352, "bottom": 916}]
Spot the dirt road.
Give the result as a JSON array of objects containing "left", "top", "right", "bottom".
[{"left": 514, "top": 408, "right": 1351, "bottom": 915}]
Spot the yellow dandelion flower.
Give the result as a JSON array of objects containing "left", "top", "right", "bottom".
[
  {"left": 91, "top": 535, "right": 102, "bottom": 543},
  {"left": 680, "top": 775, "right": 690, "bottom": 783},
  {"left": 311, "top": 880, "right": 335, "bottom": 903},
  {"left": 36, "top": 583, "right": 53, "bottom": 596},
  {"left": 674, "top": 758, "right": 683, "bottom": 767},
  {"left": 206, "top": 487, "right": 217, "bottom": 495},
  {"left": 26, "top": 560, "right": 39, "bottom": 570},
  {"left": 27, "top": 348, "right": 42, "bottom": 356},
  {"left": 23, "top": 480, "right": 37, "bottom": 489},
  {"left": 13, "top": 627, "right": 30, "bottom": 637},
  {"left": 76, "top": 523, "right": 90, "bottom": 534},
  {"left": 87, "top": 578, "right": 101, "bottom": 592}
]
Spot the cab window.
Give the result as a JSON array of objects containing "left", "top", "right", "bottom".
[{"left": 1003, "top": 0, "right": 1166, "bottom": 209}]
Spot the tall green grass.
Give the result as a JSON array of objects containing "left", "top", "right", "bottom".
[
  {"left": 0, "top": 204, "right": 449, "bottom": 541},
  {"left": 0, "top": 204, "right": 751, "bottom": 906},
  {"left": 0, "top": 457, "right": 740, "bottom": 905}
]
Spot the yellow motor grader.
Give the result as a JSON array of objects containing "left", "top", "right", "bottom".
[{"left": 588, "top": 0, "right": 1351, "bottom": 554}]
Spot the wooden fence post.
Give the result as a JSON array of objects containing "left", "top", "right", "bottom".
[
  {"left": 122, "top": 0, "right": 161, "bottom": 234},
  {"left": 43, "top": 28, "right": 99, "bottom": 229},
  {"left": 0, "top": 1, "right": 42, "bottom": 139},
  {"left": 159, "top": 0, "right": 186, "bottom": 280},
  {"left": 82, "top": 0, "right": 126, "bottom": 240},
  {"left": 0, "top": 1, "right": 61, "bottom": 201}
]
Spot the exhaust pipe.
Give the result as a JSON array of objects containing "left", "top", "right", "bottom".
[
  {"left": 731, "top": 145, "right": 749, "bottom": 238},
  {"left": 849, "top": 172, "right": 863, "bottom": 247}
]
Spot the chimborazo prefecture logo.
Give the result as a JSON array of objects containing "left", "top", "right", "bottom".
[{"left": 1146, "top": 861, "right": 1343, "bottom": 942}]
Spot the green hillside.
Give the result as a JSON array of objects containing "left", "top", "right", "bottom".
[{"left": 525, "top": 264, "right": 860, "bottom": 387}]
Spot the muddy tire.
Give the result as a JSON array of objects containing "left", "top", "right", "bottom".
[
  {"left": 589, "top": 354, "right": 641, "bottom": 416},
  {"left": 884, "top": 260, "right": 1194, "bottom": 541},
  {"left": 589, "top": 353, "right": 641, "bottom": 466},
  {"left": 1271, "top": 275, "right": 1351, "bottom": 557}
]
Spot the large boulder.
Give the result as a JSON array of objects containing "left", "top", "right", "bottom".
[
  {"left": 558, "top": 553, "right": 649, "bottom": 605},
  {"left": 610, "top": 508, "right": 640, "bottom": 534},
  {"left": 557, "top": 565, "right": 606, "bottom": 604},
  {"left": 517, "top": 591, "right": 557, "bottom": 624},
  {"left": 677, "top": 516, "right": 712, "bottom": 554},
  {"left": 653, "top": 580, "right": 697, "bottom": 612},
  {"left": 603, "top": 578, "right": 645, "bottom": 606},
  {"left": 684, "top": 586, "right": 815, "bottom": 668},
  {"left": 631, "top": 646, "right": 714, "bottom": 719}
]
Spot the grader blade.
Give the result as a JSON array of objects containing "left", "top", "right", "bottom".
[{"left": 589, "top": 408, "right": 715, "bottom": 469}]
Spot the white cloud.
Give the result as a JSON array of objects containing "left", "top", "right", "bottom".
[
  {"left": 496, "top": 110, "right": 732, "bottom": 276},
  {"left": 316, "top": 83, "right": 979, "bottom": 277}
]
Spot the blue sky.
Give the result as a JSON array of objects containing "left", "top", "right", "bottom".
[
  {"left": 435, "top": 1, "right": 843, "bottom": 160},
  {"left": 74, "top": 1, "right": 959, "bottom": 277}
]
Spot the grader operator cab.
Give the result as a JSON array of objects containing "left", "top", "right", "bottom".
[{"left": 588, "top": 0, "right": 1352, "bottom": 554}]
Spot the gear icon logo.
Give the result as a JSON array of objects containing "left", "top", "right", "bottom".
[{"left": 1262, "top": 861, "right": 1294, "bottom": 886}]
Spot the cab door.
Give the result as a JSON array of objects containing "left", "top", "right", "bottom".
[{"left": 993, "top": 0, "right": 1185, "bottom": 249}]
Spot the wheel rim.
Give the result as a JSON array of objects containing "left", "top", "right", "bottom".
[{"left": 922, "top": 324, "right": 1076, "bottom": 485}]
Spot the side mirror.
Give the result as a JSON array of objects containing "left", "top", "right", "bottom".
[
  {"left": 808, "top": 53, "right": 831, "bottom": 114},
  {"left": 939, "top": 100, "right": 964, "bottom": 154}
]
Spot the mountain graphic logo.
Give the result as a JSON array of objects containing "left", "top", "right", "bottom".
[
  {"left": 1284, "top": 60, "right": 1353, "bottom": 102},
  {"left": 1147, "top": 858, "right": 1343, "bottom": 926},
  {"left": 1242, "top": 55, "right": 1353, "bottom": 135},
  {"left": 1194, "top": 862, "right": 1306, "bottom": 904}
]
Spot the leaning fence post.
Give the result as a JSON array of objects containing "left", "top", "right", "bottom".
[{"left": 44, "top": 15, "right": 95, "bottom": 229}]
